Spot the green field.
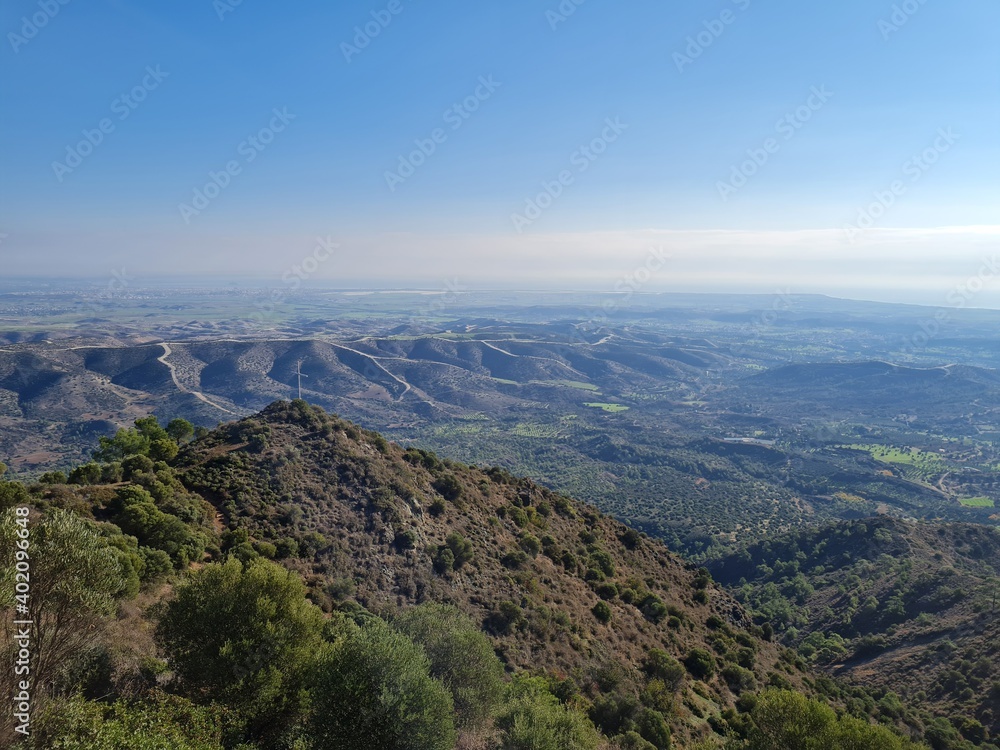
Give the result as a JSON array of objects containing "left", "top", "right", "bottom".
[
  {"left": 584, "top": 402, "right": 630, "bottom": 413},
  {"left": 844, "top": 444, "right": 944, "bottom": 466},
  {"left": 959, "top": 497, "right": 995, "bottom": 508},
  {"left": 553, "top": 379, "right": 600, "bottom": 391},
  {"left": 842, "top": 444, "right": 946, "bottom": 482},
  {"left": 509, "top": 422, "right": 563, "bottom": 438}
]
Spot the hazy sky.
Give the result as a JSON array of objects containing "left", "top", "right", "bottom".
[{"left": 1, "top": 0, "right": 998, "bottom": 304}]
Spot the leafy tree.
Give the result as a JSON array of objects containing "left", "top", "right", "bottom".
[
  {"left": 0, "top": 509, "right": 126, "bottom": 741},
  {"left": 0, "top": 481, "right": 29, "bottom": 514},
  {"left": 166, "top": 418, "right": 195, "bottom": 445},
  {"left": 94, "top": 428, "right": 152, "bottom": 463},
  {"left": 684, "top": 648, "right": 716, "bottom": 680},
  {"left": 634, "top": 707, "right": 671, "bottom": 749},
  {"left": 148, "top": 438, "right": 179, "bottom": 462},
  {"left": 643, "top": 650, "right": 685, "bottom": 692},
  {"left": 393, "top": 604, "right": 505, "bottom": 728},
  {"left": 110, "top": 486, "right": 204, "bottom": 566},
  {"left": 495, "top": 676, "right": 603, "bottom": 750},
  {"left": 94, "top": 416, "right": 179, "bottom": 463},
  {"left": 68, "top": 462, "right": 103, "bottom": 485},
  {"left": 306, "top": 619, "right": 456, "bottom": 750},
  {"left": 445, "top": 532, "right": 475, "bottom": 568},
  {"left": 155, "top": 558, "right": 324, "bottom": 742},
  {"left": 31, "top": 692, "right": 224, "bottom": 750},
  {"left": 736, "top": 690, "right": 923, "bottom": 750}
]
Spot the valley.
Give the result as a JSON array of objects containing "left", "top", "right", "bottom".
[
  {"left": 2, "top": 287, "right": 999, "bottom": 558},
  {"left": 3, "top": 285, "right": 999, "bottom": 747}
]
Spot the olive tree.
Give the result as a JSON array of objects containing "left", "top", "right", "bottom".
[
  {"left": 155, "top": 557, "right": 324, "bottom": 742},
  {"left": 0, "top": 509, "right": 126, "bottom": 742},
  {"left": 307, "top": 619, "right": 456, "bottom": 750}
]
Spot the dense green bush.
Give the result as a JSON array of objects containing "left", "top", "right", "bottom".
[
  {"left": 307, "top": 619, "right": 456, "bottom": 750},
  {"left": 31, "top": 692, "right": 223, "bottom": 750},
  {"left": 732, "top": 690, "right": 924, "bottom": 750},
  {"left": 393, "top": 603, "right": 505, "bottom": 728},
  {"left": 155, "top": 558, "right": 325, "bottom": 743},
  {"left": 643, "top": 650, "right": 685, "bottom": 692},
  {"left": 110, "top": 486, "right": 205, "bottom": 567},
  {"left": 684, "top": 648, "right": 716, "bottom": 680},
  {"left": 495, "top": 676, "right": 603, "bottom": 750},
  {"left": 593, "top": 600, "right": 613, "bottom": 623}
]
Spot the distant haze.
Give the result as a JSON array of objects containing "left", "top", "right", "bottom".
[{"left": 1, "top": 1, "right": 997, "bottom": 306}]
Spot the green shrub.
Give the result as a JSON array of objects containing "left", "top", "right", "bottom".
[
  {"left": 444, "top": 532, "right": 474, "bottom": 569},
  {"left": 519, "top": 534, "right": 542, "bottom": 557},
  {"left": 613, "top": 731, "right": 657, "bottom": 750},
  {"left": 32, "top": 692, "right": 224, "bottom": 750},
  {"left": 486, "top": 600, "right": 526, "bottom": 635},
  {"left": 593, "top": 601, "right": 613, "bottom": 624},
  {"left": 721, "top": 664, "right": 757, "bottom": 692},
  {"left": 434, "top": 546, "right": 456, "bottom": 574},
  {"left": 495, "top": 676, "right": 602, "bottom": 750},
  {"left": 393, "top": 604, "right": 505, "bottom": 728},
  {"left": 741, "top": 690, "right": 923, "bottom": 750},
  {"left": 307, "top": 620, "right": 456, "bottom": 750},
  {"left": 640, "top": 593, "right": 668, "bottom": 624},
  {"left": 684, "top": 648, "right": 716, "bottom": 680},
  {"left": 432, "top": 474, "right": 463, "bottom": 502},
  {"left": 597, "top": 582, "right": 619, "bottom": 600},
  {"left": 155, "top": 558, "right": 324, "bottom": 742},
  {"left": 68, "top": 463, "right": 103, "bottom": 485},
  {"left": 634, "top": 707, "right": 671, "bottom": 749},
  {"left": 621, "top": 529, "right": 642, "bottom": 550},
  {"left": 643, "top": 650, "right": 685, "bottom": 691}
]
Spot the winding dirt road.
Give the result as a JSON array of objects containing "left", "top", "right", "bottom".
[{"left": 157, "top": 343, "right": 241, "bottom": 416}]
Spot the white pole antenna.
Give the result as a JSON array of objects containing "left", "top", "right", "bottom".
[{"left": 295, "top": 360, "right": 309, "bottom": 400}]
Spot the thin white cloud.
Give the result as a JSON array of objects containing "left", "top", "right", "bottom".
[{"left": 3, "top": 226, "right": 998, "bottom": 305}]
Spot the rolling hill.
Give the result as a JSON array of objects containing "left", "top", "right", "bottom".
[{"left": 708, "top": 515, "right": 1000, "bottom": 742}]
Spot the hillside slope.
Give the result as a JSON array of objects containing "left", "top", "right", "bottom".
[
  {"left": 708, "top": 515, "right": 1000, "bottom": 742},
  {"left": 172, "top": 400, "right": 798, "bottom": 743},
  {"left": 3, "top": 400, "right": 968, "bottom": 747}
]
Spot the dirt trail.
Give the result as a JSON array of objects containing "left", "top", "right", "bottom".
[{"left": 157, "top": 343, "right": 241, "bottom": 416}]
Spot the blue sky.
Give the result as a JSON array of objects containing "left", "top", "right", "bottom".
[{"left": 1, "top": 0, "right": 998, "bottom": 303}]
